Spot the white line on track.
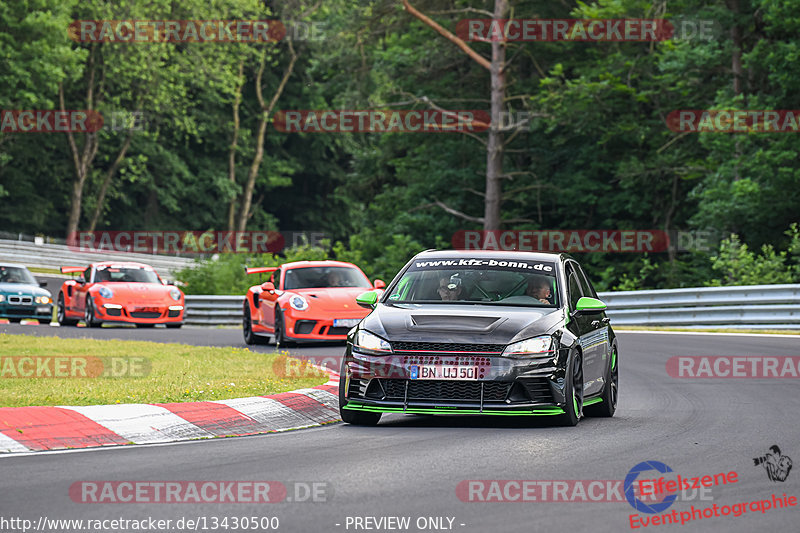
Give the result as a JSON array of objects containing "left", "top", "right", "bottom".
[{"left": 617, "top": 329, "right": 800, "bottom": 338}]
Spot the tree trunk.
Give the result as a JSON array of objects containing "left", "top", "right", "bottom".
[
  {"left": 236, "top": 42, "right": 297, "bottom": 233},
  {"left": 87, "top": 131, "right": 133, "bottom": 232},
  {"left": 483, "top": 0, "right": 508, "bottom": 231},
  {"left": 227, "top": 59, "right": 245, "bottom": 232},
  {"left": 62, "top": 47, "right": 101, "bottom": 238}
]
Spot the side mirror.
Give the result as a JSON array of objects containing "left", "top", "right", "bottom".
[
  {"left": 166, "top": 280, "right": 175, "bottom": 286},
  {"left": 573, "top": 296, "right": 607, "bottom": 316},
  {"left": 373, "top": 279, "right": 386, "bottom": 289},
  {"left": 39, "top": 281, "right": 47, "bottom": 288},
  {"left": 356, "top": 291, "right": 379, "bottom": 309},
  {"left": 261, "top": 281, "right": 276, "bottom": 293},
  {"left": 77, "top": 276, "right": 86, "bottom": 285}
]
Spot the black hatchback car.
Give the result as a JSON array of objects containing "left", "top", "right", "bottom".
[{"left": 339, "top": 250, "right": 618, "bottom": 426}]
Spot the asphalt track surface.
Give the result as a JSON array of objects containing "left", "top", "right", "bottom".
[{"left": 1, "top": 324, "right": 799, "bottom": 533}]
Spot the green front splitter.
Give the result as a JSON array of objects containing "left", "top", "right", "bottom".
[{"left": 342, "top": 403, "right": 565, "bottom": 416}]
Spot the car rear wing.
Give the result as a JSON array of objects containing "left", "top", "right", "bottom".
[
  {"left": 244, "top": 266, "right": 279, "bottom": 275},
  {"left": 60, "top": 266, "right": 85, "bottom": 274}
]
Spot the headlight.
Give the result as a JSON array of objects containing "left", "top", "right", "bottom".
[
  {"left": 169, "top": 288, "right": 182, "bottom": 301},
  {"left": 289, "top": 294, "right": 308, "bottom": 311},
  {"left": 35, "top": 296, "right": 52, "bottom": 304},
  {"left": 354, "top": 330, "right": 392, "bottom": 354},
  {"left": 503, "top": 335, "right": 554, "bottom": 357},
  {"left": 98, "top": 286, "right": 113, "bottom": 299}
]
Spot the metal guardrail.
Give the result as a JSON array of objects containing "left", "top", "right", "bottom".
[
  {"left": 182, "top": 284, "right": 800, "bottom": 329},
  {"left": 0, "top": 238, "right": 196, "bottom": 278},
  {"left": 598, "top": 284, "right": 800, "bottom": 329},
  {"left": 184, "top": 295, "right": 244, "bottom": 327}
]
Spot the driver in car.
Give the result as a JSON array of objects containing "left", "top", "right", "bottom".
[
  {"left": 437, "top": 274, "right": 463, "bottom": 301},
  {"left": 526, "top": 275, "right": 553, "bottom": 304}
]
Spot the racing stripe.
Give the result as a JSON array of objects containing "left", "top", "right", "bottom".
[
  {"left": 156, "top": 401, "right": 271, "bottom": 437},
  {"left": 62, "top": 404, "right": 215, "bottom": 444},
  {"left": 213, "top": 397, "right": 317, "bottom": 432},
  {"left": 0, "top": 430, "right": 32, "bottom": 453},
  {"left": 0, "top": 406, "right": 127, "bottom": 451}
]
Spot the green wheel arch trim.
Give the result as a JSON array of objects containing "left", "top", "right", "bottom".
[
  {"left": 611, "top": 349, "right": 617, "bottom": 369},
  {"left": 342, "top": 403, "right": 565, "bottom": 416},
  {"left": 583, "top": 397, "right": 602, "bottom": 407},
  {"left": 573, "top": 389, "right": 579, "bottom": 417}
]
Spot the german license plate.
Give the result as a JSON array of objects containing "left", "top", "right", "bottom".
[
  {"left": 333, "top": 318, "right": 361, "bottom": 328},
  {"left": 409, "top": 364, "right": 484, "bottom": 380}
]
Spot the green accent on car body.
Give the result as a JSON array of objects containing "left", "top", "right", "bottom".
[
  {"left": 575, "top": 296, "right": 607, "bottom": 312},
  {"left": 583, "top": 397, "right": 602, "bottom": 407},
  {"left": 573, "top": 391, "right": 579, "bottom": 417},
  {"left": 356, "top": 291, "right": 378, "bottom": 307},
  {"left": 612, "top": 349, "right": 617, "bottom": 369},
  {"left": 342, "top": 403, "right": 565, "bottom": 416}
]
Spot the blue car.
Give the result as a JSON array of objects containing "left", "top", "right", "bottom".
[{"left": 0, "top": 263, "right": 53, "bottom": 322}]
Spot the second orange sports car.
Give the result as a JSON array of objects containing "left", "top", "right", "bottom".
[
  {"left": 57, "top": 261, "right": 184, "bottom": 328},
  {"left": 242, "top": 260, "right": 384, "bottom": 346}
]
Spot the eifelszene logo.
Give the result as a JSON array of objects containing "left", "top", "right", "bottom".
[{"left": 754, "top": 445, "right": 792, "bottom": 482}]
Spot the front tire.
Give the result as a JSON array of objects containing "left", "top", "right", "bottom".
[
  {"left": 338, "top": 359, "right": 381, "bottom": 426},
  {"left": 243, "top": 305, "right": 267, "bottom": 345},
  {"left": 585, "top": 347, "right": 618, "bottom": 418},
  {"left": 558, "top": 350, "right": 583, "bottom": 427},
  {"left": 84, "top": 298, "right": 101, "bottom": 328},
  {"left": 57, "top": 293, "right": 78, "bottom": 326}
]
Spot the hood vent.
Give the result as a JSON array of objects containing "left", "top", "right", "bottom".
[{"left": 407, "top": 314, "right": 504, "bottom": 333}]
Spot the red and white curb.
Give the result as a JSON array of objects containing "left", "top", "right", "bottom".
[{"left": 0, "top": 372, "right": 340, "bottom": 454}]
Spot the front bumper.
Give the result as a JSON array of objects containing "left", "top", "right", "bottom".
[
  {"left": 341, "top": 347, "right": 570, "bottom": 415},
  {"left": 93, "top": 300, "right": 184, "bottom": 324},
  {"left": 283, "top": 313, "right": 365, "bottom": 341},
  {"left": 0, "top": 304, "right": 53, "bottom": 320}
]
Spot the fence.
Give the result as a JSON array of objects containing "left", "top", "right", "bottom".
[
  {"left": 183, "top": 285, "right": 800, "bottom": 329},
  {"left": 0, "top": 238, "right": 195, "bottom": 278}
]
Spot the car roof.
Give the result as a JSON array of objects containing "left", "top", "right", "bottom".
[
  {"left": 281, "top": 260, "right": 361, "bottom": 270},
  {"left": 0, "top": 263, "right": 31, "bottom": 269},
  {"left": 91, "top": 261, "right": 155, "bottom": 269},
  {"left": 413, "top": 249, "right": 568, "bottom": 263}
]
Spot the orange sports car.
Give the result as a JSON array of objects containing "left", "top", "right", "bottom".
[
  {"left": 243, "top": 260, "right": 384, "bottom": 346},
  {"left": 57, "top": 261, "right": 184, "bottom": 328}
]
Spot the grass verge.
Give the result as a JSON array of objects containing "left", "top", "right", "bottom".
[{"left": 0, "top": 333, "right": 328, "bottom": 407}]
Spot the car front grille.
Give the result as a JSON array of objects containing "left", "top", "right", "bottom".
[
  {"left": 520, "top": 378, "right": 555, "bottom": 403},
  {"left": 8, "top": 296, "right": 33, "bottom": 305},
  {"left": 130, "top": 311, "right": 161, "bottom": 319},
  {"left": 327, "top": 326, "right": 350, "bottom": 336},
  {"left": 391, "top": 342, "right": 505, "bottom": 353},
  {"left": 379, "top": 379, "right": 511, "bottom": 403}
]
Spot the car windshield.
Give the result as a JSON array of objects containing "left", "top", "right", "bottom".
[
  {"left": 385, "top": 257, "right": 559, "bottom": 307},
  {"left": 284, "top": 266, "right": 371, "bottom": 290},
  {"left": 94, "top": 266, "right": 161, "bottom": 283},
  {"left": 0, "top": 266, "right": 38, "bottom": 285}
]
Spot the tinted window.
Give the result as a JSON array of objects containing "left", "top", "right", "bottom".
[
  {"left": 283, "top": 267, "right": 370, "bottom": 290},
  {"left": 0, "top": 266, "right": 37, "bottom": 285},
  {"left": 575, "top": 263, "right": 599, "bottom": 299},
  {"left": 95, "top": 266, "right": 160, "bottom": 283},
  {"left": 385, "top": 257, "right": 559, "bottom": 307},
  {"left": 566, "top": 263, "right": 584, "bottom": 311}
]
